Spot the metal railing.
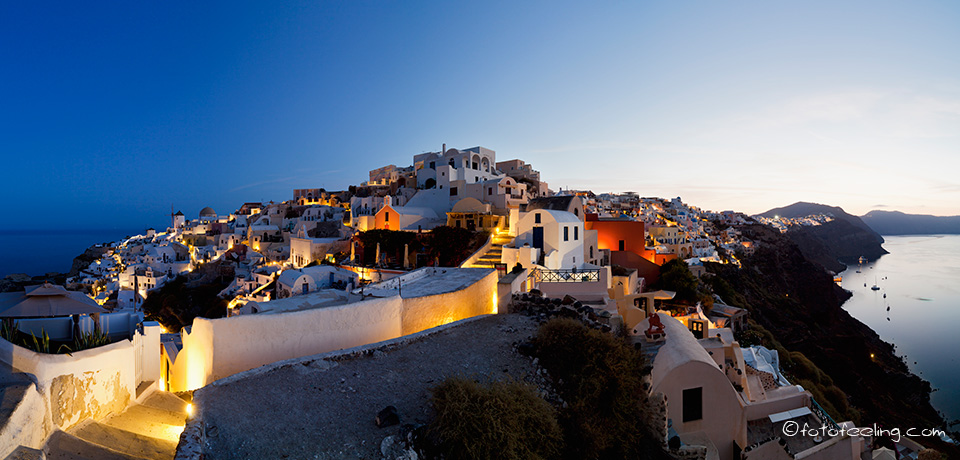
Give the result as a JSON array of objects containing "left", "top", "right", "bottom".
[
  {"left": 810, "top": 398, "right": 841, "bottom": 432},
  {"left": 530, "top": 268, "right": 601, "bottom": 284}
]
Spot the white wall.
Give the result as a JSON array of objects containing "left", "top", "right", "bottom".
[
  {"left": 171, "top": 296, "right": 403, "bottom": 392},
  {"left": 169, "top": 270, "right": 500, "bottom": 392},
  {"left": 514, "top": 210, "right": 584, "bottom": 269},
  {"left": 0, "top": 322, "right": 161, "bottom": 451}
]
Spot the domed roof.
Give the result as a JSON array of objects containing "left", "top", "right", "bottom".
[{"left": 200, "top": 206, "right": 216, "bottom": 217}]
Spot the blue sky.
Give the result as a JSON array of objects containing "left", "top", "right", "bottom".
[{"left": 2, "top": 1, "right": 958, "bottom": 230}]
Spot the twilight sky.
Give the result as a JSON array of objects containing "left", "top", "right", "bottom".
[{"left": 2, "top": 1, "right": 959, "bottom": 231}]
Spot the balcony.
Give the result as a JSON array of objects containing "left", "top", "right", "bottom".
[{"left": 529, "top": 268, "right": 600, "bottom": 283}]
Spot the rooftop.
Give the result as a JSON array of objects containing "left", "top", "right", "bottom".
[{"left": 361, "top": 267, "right": 493, "bottom": 299}]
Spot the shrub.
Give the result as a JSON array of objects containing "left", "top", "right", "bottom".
[
  {"left": 428, "top": 377, "right": 562, "bottom": 460},
  {"left": 533, "top": 318, "right": 663, "bottom": 459}
]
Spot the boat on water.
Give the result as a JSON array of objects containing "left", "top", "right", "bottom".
[{"left": 871, "top": 277, "right": 880, "bottom": 291}]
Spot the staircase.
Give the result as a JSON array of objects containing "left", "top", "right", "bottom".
[
  {"left": 40, "top": 391, "right": 189, "bottom": 460},
  {"left": 468, "top": 234, "right": 514, "bottom": 269}
]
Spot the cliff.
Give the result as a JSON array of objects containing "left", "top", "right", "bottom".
[
  {"left": 707, "top": 224, "right": 957, "bottom": 456},
  {"left": 759, "top": 202, "right": 887, "bottom": 271},
  {"left": 68, "top": 245, "right": 111, "bottom": 277},
  {"left": 862, "top": 210, "right": 960, "bottom": 235}
]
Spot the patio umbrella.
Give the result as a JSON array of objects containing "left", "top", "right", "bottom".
[
  {"left": 645, "top": 290, "right": 677, "bottom": 300},
  {"left": 0, "top": 283, "right": 106, "bottom": 317}
]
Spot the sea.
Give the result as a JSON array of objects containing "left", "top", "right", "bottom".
[
  {"left": 0, "top": 229, "right": 144, "bottom": 279},
  {"left": 839, "top": 235, "right": 960, "bottom": 426}
]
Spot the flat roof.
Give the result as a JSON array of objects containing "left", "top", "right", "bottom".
[{"left": 363, "top": 267, "right": 493, "bottom": 299}]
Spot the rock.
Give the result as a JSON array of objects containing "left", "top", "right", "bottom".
[
  {"left": 572, "top": 300, "right": 583, "bottom": 308},
  {"left": 516, "top": 342, "right": 537, "bottom": 357},
  {"left": 5, "top": 273, "right": 31, "bottom": 283},
  {"left": 561, "top": 294, "right": 577, "bottom": 305},
  {"left": 558, "top": 306, "right": 579, "bottom": 319},
  {"left": 529, "top": 289, "right": 542, "bottom": 297},
  {"left": 376, "top": 405, "right": 400, "bottom": 428}
]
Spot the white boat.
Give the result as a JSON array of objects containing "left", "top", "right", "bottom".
[{"left": 871, "top": 277, "right": 880, "bottom": 291}]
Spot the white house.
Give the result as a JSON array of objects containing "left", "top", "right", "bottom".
[
  {"left": 503, "top": 209, "right": 584, "bottom": 270},
  {"left": 413, "top": 146, "right": 503, "bottom": 190},
  {"left": 275, "top": 266, "right": 359, "bottom": 298}
]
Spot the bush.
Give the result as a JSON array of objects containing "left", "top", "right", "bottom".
[
  {"left": 533, "top": 318, "right": 663, "bottom": 459},
  {"left": 428, "top": 377, "right": 562, "bottom": 460},
  {"left": 659, "top": 259, "right": 698, "bottom": 303}
]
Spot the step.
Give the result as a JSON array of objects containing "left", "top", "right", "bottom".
[
  {"left": 139, "top": 392, "right": 188, "bottom": 415},
  {"left": 69, "top": 420, "right": 176, "bottom": 460},
  {"left": 101, "top": 405, "right": 185, "bottom": 442},
  {"left": 3, "top": 446, "right": 43, "bottom": 460},
  {"left": 44, "top": 430, "right": 147, "bottom": 460}
]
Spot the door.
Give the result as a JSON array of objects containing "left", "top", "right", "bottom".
[{"left": 532, "top": 227, "right": 544, "bottom": 250}]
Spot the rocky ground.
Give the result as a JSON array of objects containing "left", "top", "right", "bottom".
[{"left": 192, "top": 314, "right": 546, "bottom": 460}]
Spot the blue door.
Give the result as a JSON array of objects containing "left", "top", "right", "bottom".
[{"left": 532, "top": 227, "right": 544, "bottom": 250}]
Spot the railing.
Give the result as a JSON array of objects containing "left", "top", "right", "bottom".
[
  {"left": 132, "top": 325, "right": 144, "bottom": 385},
  {"left": 530, "top": 268, "right": 601, "bottom": 283},
  {"left": 810, "top": 398, "right": 840, "bottom": 432}
]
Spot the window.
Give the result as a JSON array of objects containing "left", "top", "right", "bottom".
[
  {"left": 535, "top": 213, "right": 541, "bottom": 224},
  {"left": 450, "top": 186, "right": 458, "bottom": 196},
  {"left": 619, "top": 240, "right": 625, "bottom": 251},
  {"left": 429, "top": 161, "right": 435, "bottom": 169},
  {"left": 488, "top": 187, "right": 493, "bottom": 195},
  {"left": 590, "top": 246, "right": 594, "bottom": 258},
  {"left": 385, "top": 212, "right": 390, "bottom": 222},
  {"left": 682, "top": 387, "right": 703, "bottom": 422},
  {"left": 574, "top": 208, "right": 579, "bottom": 216},
  {"left": 564, "top": 226, "right": 569, "bottom": 241},
  {"left": 574, "top": 226, "right": 579, "bottom": 240}
]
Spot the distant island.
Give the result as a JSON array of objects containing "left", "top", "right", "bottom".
[{"left": 861, "top": 210, "right": 960, "bottom": 235}]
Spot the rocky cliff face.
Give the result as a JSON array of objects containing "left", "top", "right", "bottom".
[
  {"left": 759, "top": 202, "right": 887, "bottom": 272},
  {"left": 785, "top": 219, "right": 888, "bottom": 272},
  {"left": 68, "top": 245, "right": 111, "bottom": 277},
  {"left": 708, "top": 224, "right": 956, "bottom": 455}
]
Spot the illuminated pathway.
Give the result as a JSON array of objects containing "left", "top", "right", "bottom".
[{"left": 44, "top": 391, "right": 189, "bottom": 460}]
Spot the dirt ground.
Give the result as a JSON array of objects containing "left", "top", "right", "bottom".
[{"left": 193, "top": 314, "right": 541, "bottom": 460}]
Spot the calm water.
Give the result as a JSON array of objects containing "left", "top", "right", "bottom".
[
  {"left": 0, "top": 229, "right": 142, "bottom": 278},
  {"left": 840, "top": 235, "right": 960, "bottom": 424}
]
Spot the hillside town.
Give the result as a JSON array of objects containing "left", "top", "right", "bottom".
[{"left": 0, "top": 146, "right": 945, "bottom": 460}]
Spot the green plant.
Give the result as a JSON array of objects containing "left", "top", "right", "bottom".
[
  {"left": 533, "top": 318, "right": 664, "bottom": 459},
  {"left": 70, "top": 329, "right": 110, "bottom": 352},
  {"left": 28, "top": 329, "right": 52, "bottom": 354},
  {"left": 428, "top": 377, "right": 562, "bottom": 460},
  {"left": 0, "top": 320, "right": 18, "bottom": 343}
]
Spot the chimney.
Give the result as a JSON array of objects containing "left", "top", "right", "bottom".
[{"left": 442, "top": 143, "right": 446, "bottom": 154}]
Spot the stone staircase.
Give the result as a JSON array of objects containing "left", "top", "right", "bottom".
[
  {"left": 33, "top": 391, "right": 188, "bottom": 460},
  {"left": 467, "top": 234, "right": 514, "bottom": 269}
]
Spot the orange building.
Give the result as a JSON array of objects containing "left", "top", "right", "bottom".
[{"left": 585, "top": 214, "right": 676, "bottom": 285}]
